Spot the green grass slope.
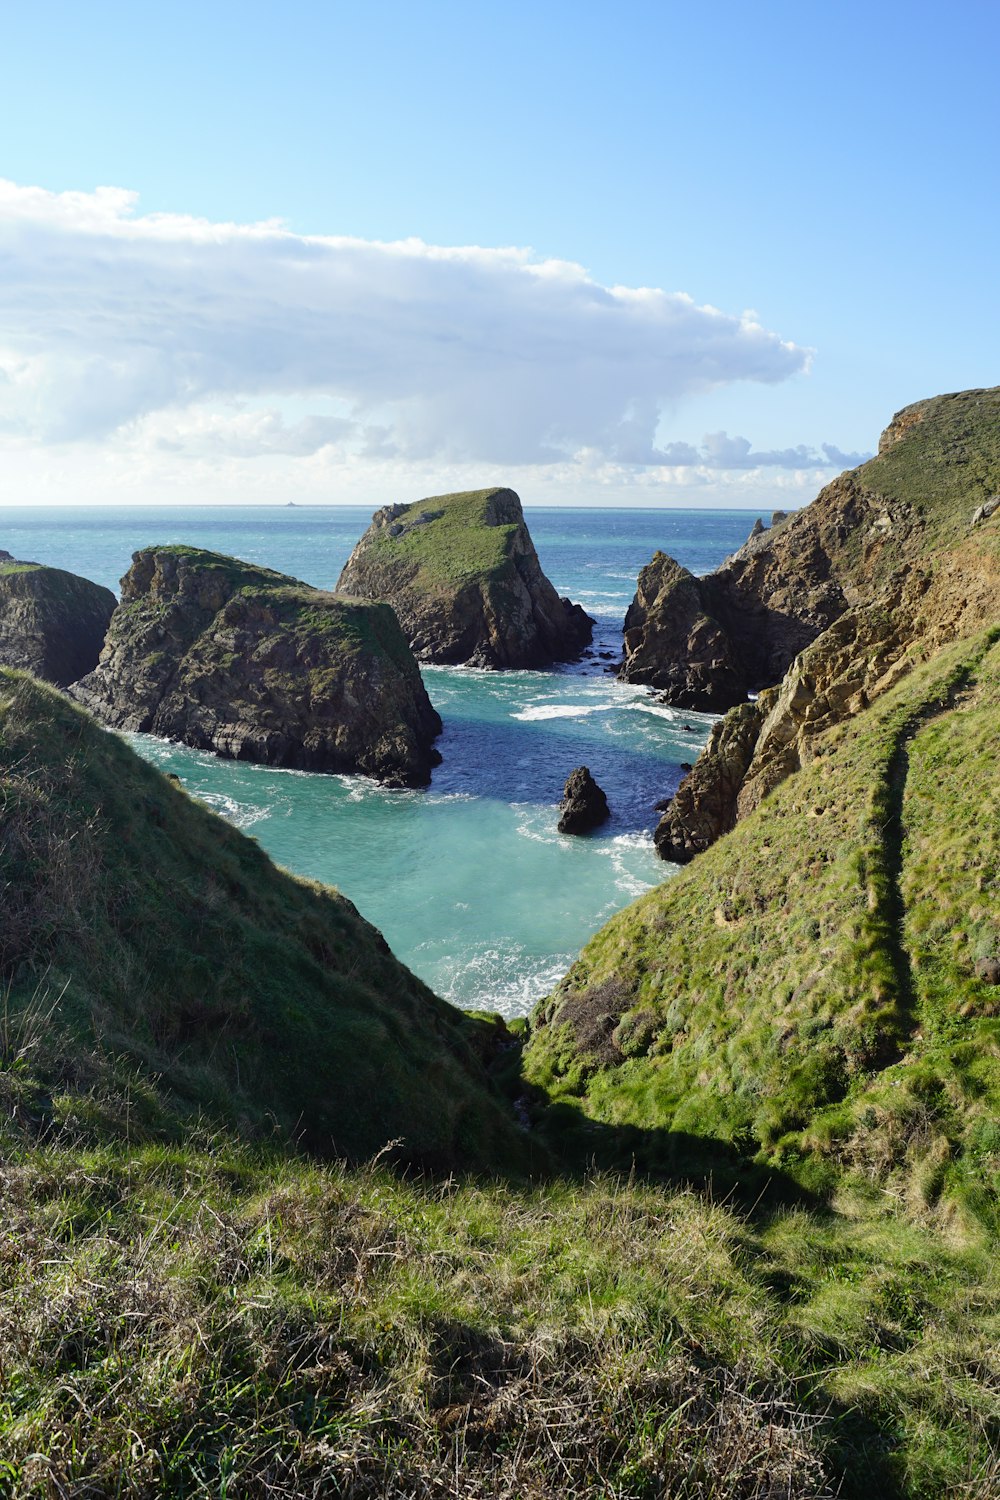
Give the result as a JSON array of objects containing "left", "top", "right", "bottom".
[
  {"left": 351, "top": 488, "right": 520, "bottom": 590},
  {"left": 0, "top": 669, "right": 528, "bottom": 1173},
  {"left": 526, "top": 627, "right": 1000, "bottom": 1224},
  {"left": 860, "top": 386, "right": 1000, "bottom": 559}
]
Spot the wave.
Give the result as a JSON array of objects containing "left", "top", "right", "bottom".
[{"left": 511, "top": 701, "right": 616, "bottom": 722}]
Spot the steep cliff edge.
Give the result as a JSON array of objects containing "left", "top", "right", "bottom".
[
  {"left": 0, "top": 669, "right": 527, "bottom": 1170},
  {"left": 527, "top": 628, "right": 1000, "bottom": 1220},
  {"left": 0, "top": 558, "right": 115, "bottom": 685},
  {"left": 337, "top": 487, "right": 593, "bottom": 667},
  {"left": 71, "top": 545, "right": 442, "bottom": 787},
  {"left": 651, "top": 387, "right": 1000, "bottom": 858}
]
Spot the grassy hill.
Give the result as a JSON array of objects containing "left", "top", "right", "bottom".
[
  {"left": 0, "top": 668, "right": 526, "bottom": 1173},
  {"left": 526, "top": 627, "right": 1000, "bottom": 1225}
]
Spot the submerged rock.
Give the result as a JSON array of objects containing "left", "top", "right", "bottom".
[
  {"left": 337, "top": 487, "right": 593, "bottom": 668},
  {"left": 558, "top": 766, "right": 611, "bottom": 835},
  {"left": 71, "top": 545, "right": 442, "bottom": 787},
  {"left": 0, "top": 557, "right": 115, "bottom": 686}
]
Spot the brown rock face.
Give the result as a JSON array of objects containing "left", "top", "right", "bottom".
[
  {"left": 653, "top": 698, "right": 771, "bottom": 862},
  {"left": 557, "top": 766, "right": 611, "bottom": 835},
  {"left": 337, "top": 487, "right": 593, "bottom": 668},
  {"left": 71, "top": 546, "right": 443, "bottom": 787},
  {"left": 0, "top": 561, "right": 115, "bottom": 686},
  {"left": 619, "top": 481, "right": 875, "bottom": 703},
  {"left": 652, "top": 386, "right": 1000, "bottom": 862},
  {"left": 621, "top": 553, "right": 746, "bottom": 711}
]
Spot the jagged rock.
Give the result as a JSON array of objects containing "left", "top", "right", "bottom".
[
  {"left": 620, "top": 553, "right": 746, "bottom": 711},
  {"left": 0, "top": 557, "right": 115, "bottom": 686},
  {"left": 970, "top": 495, "right": 1000, "bottom": 526},
  {"left": 654, "top": 699, "right": 770, "bottom": 862},
  {"left": 71, "top": 545, "right": 442, "bottom": 787},
  {"left": 337, "top": 487, "right": 593, "bottom": 668},
  {"left": 558, "top": 766, "right": 610, "bottom": 835},
  {"left": 651, "top": 386, "right": 1000, "bottom": 861}
]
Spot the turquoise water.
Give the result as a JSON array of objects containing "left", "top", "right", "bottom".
[{"left": 0, "top": 504, "right": 756, "bottom": 1015}]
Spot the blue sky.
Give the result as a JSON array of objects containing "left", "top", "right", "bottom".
[{"left": 1, "top": 0, "right": 997, "bottom": 506}]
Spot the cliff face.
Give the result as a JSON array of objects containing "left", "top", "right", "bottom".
[
  {"left": 71, "top": 546, "right": 442, "bottom": 787},
  {"left": 337, "top": 487, "right": 593, "bottom": 668},
  {"left": 621, "top": 552, "right": 746, "bottom": 710},
  {"left": 649, "top": 387, "right": 1000, "bottom": 859},
  {"left": 0, "top": 559, "right": 115, "bottom": 686}
]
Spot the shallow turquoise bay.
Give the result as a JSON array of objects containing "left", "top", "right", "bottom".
[{"left": 0, "top": 503, "right": 755, "bottom": 1015}]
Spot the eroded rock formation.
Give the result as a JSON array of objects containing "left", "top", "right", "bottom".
[
  {"left": 337, "top": 487, "right": 593, "bottom": 668},
  {"left": 71, "top": 546, "right": 442, "bottom": 787},
  {"left": 0, "top": 558, "right": 115, "bottom": 686}
]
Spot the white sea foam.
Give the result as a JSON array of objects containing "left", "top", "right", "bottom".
[{"left": 511, "top": 701, "right": 615, "bottom": 722}]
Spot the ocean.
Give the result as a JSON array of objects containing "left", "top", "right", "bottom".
[{"left": 0, "top": 504, "right": 757, "bottom": 1016}]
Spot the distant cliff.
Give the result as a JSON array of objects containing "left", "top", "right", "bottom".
[
  {"left": 0, "top": 556, "right": 115, "bottom": 686},
  {"left": 71, "top": 545, "right": 442, "bottom": 787},
  {"left": 337, "top": 487, "right": 593, "bottom": 668}
]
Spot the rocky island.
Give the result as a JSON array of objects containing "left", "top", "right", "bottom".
[
  {"left": 336, "top": 486, "right": 593, "bottom": 667},
  {"left": 0, "top": 553, "right": 115, "bottom": 686},
  {"left": 71, "top": 544, "right": 443, "bottom": 786}
]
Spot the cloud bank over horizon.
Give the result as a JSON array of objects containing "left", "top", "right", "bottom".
[{"left": 0, "top": 180, "right": 867, "bottom": 505}]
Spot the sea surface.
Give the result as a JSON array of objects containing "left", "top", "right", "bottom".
[{"left": 0, "top": 504, "right": 757, "bottom": 1016}]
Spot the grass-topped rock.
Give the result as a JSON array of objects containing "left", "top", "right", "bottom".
[
  {"left": 0, "top": 554, "right": 115, "bottom": 686},
  {"left": 337, "top": 486, "right": 593, "bottom": 668},
  {"left": 71, "top": 544, "right": 442, "bottom": 786},
  {"left": 0, "top": 668, "right": 529, "bottom": 1171}
]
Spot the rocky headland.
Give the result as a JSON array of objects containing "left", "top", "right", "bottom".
[
  {"left": 0, "top": 555, "right": 116, "bottom": 686},
  {"left": 336, "top": 486, "right": 593, "bottom": 668},
  {"left": 640, "top": 387, "right": 1000, "bottom": 860},
  {"left": 71, "top": 544, "right": 443, "bottom": 786}
]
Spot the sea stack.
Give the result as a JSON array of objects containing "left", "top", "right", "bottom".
[
  {"left": 557, "top": 766, "right": 611, "bottom": 835},
  {"left": 71, "top": 545, "right": 442, "bottom": 787},
  {"left": 337, "top": 486, "right": 593, "bottom": 668},
  {"left": 0, "top": 557, "right": 116, "bottom": 687}
]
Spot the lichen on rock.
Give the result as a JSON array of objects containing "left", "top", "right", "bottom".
[{"left": 71, "top": 545, "right": 442, "bottom": 787}]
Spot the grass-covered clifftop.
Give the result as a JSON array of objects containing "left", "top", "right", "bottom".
[
  {"left": 0, "top": 669, "right": 526, "bottom": 1172},
  {"left": 337, "top": 487, "right": 592, "bottom": 667},
  {"left": 4, "top": 668, "right": 1000, "bottom": 1490},
  {"left": 527, "top": 627, "right": 1000, "bottom": 1224}
]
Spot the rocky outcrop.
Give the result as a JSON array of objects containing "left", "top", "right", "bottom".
[
  {"left": 0, "top": 559, "right": 115, "bottom": 687},
  {"left": 558, "top": 767, "right": 610, "bottom": 835},
  {"left": 619, "top": 487, "right": 870, "bottom": 701},
  {"left": 651, "top": 386, "right": 1000, "bottom": 861},
  {"left": 653, "top": 698, "right": 772, "bottom": 862},
  {"left": 621, "top": 553, "right": 746, "bottom": 710},
  {"left": 71, "top": 546, "right": 442, "bottom": 787},
  {"left": 337, "top": 487, "right": 593, "bottom": 668}
]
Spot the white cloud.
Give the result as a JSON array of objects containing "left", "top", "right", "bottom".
[{"left": 0, "top": 179, "right": 812, "bottom": 466}]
